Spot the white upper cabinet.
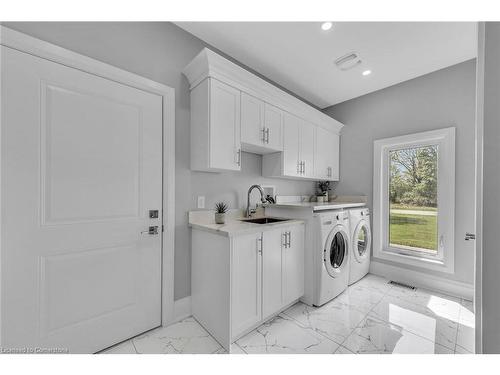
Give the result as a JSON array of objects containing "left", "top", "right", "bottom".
[
  {"left": 282, "top": 112, "right": 301, "bottom": 177},
  {"left": 263, "top": 103, "right": 283, "bottom": 152},
  {"left": 241, "top": 94, "right": 282, "bottom": 153},
  {"left": 263, "top": 113, "right": 318, "bottom": 180},
  {"left": 241, "top": 93, "right": 265, "bottom": 149},
  {"left": 190, "top": 78, "right": 241, "bottom": 172},
  {"left": 315, "top": 126, "right": 340, "bottom": 181},
  {"left": 183, "top": 48, "right": 343, "bottom": 177},
  {"left": 300, "top": 121, "right": 315, "bottom": 179}
]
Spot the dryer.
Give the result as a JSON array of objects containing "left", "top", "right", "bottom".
[
  {"left": 313, "top": 210, "right": 350, "bottom": 306},
  {"left": 348, "top": 207, "right": 371, "bottom": 285}
]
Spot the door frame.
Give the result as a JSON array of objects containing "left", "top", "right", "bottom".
[
  {"left": 0, "top": 26, "right": 177, "bottom": 327},
  {"left": 474, "top": 21, "right": 485, "bottom": 354}
]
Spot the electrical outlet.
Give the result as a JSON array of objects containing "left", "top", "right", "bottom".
[{"left": 197, "top": 196, "right": 205, "bottom": 209}]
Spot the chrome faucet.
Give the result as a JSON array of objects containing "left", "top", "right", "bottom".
[{"left": 246, "top": 184, "right": 267, "bottom": 217}]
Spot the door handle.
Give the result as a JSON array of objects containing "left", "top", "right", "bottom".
[
  {"left": 465, "top": 233, "right": 476, "bottom": 241},
  {"left": 236, "top": 149, "right": 241, "bottom": 166},
  {"left": 141, "top": 226, "right": 159, "bottom": 235}
]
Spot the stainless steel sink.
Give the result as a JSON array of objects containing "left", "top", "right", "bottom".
[{"left": 240, "top": 217, "right": 290, "bottom": 225}]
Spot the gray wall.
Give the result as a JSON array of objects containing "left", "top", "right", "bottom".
[
  {"left": 481, "top": 22, "right": 500, "bottom": 353},
  {"left": 3, "top": 22, "right": 316, "bottom": 300},
  {"left": 324, "top": 59, "right": 476, "bottom": 285}
]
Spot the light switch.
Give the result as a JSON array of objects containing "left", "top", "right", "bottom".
[{"left": 197, "top": 196, "right": 205, "bottom": 209}]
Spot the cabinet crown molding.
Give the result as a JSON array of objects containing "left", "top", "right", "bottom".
[{"left": 183, "top": 48, "right": 343, "bottom": 133}]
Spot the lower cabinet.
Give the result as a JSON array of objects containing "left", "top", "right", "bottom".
[
  {"left": 232, "top": 224, "right": 305, "bottom": 339},
  {"left": 231, "top": 232, "right": 262, "bottom": 337},
  {"left": 191, "top": 223, "right": 305, "bottom": 351}
]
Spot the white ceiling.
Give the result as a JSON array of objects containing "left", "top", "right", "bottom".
[{"left": 176, "top": 22, "right": 477, "bottom": 108}]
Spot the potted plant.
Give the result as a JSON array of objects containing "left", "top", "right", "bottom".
[
  {"left": 317, "top": 181, "right": 331, "bottom": 202},
  {"left": 214, "top": 202, "right": 229, "bottom": 224}
]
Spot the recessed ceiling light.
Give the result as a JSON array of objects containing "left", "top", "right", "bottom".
[
  {"left": 362, "top": 70, "right": 372, "bottom": 76},
  {"left": 321, "top": 22, "right": 333, "bottom": 31}
]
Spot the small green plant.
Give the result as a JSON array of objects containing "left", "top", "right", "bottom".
[
  {"left": 317, "top": 181, "right": 331, "bottom": 194},
  {"left": 214, "top": 202, "right": 229, "bottom": 214}
]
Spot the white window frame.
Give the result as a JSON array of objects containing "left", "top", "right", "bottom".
[{"left": 373, "top": 127, "right": 455, "bottom": 274}]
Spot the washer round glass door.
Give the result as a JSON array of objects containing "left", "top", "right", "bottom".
[
  {"left": 352, "top": 220, "right": 371, "bottom": 263},
  {"left": 324, "top": 227, "right": 349, "bottom": 277}
]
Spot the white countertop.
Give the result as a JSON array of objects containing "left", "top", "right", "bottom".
[
  {"left": 270, "top": 201, "right": 365, "bottom": 211},
  {"left": 269, "top": 195, "right": 367, "bottom": 211},
  {"left": 188, "top": 209, "right": 304, "bottom": 237}
]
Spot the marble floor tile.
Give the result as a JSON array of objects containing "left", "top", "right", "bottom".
[
  {"left": 354, "top": 274, "right": 393, "bottom": 294},
  {"left": 343, "top": 317, "right": 453, "bottom": 354},
  {"left": 456, "top": 298, "right": 475, "bottom": 353},
  {"left": 334, "top": 345, "right": 355, "bottom": 354},
  {"left": 386, "top": 287, "right": 461, "bottom": 323},
  {"left": 235, "top": 314, "right": 340, "bottom": 354},
  {"left": 132, "top": 317, "right": 222, "bottom": 354},
  {"left": 230, "top": 344, "right": 247, "bottom": 354},
  {"left": 335, "top": 284, "right": 386, "bottom": 314},
  {"left": 283, "top": 299, "right": 366, "bottom": 344},
  {"left": 101, "top": 339, "right": 137, "bottom": 354},
  {"left": 368, "top": 295, "right": 458, "bottom": 350},
  {"left": 455, "top": 344, "right": 473, "bottom": 354}
]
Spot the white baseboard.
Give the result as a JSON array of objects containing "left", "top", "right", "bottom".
[
  {"left": 370, "top": 260, "right": 474, "bottom": 300},
  {"left": 170, "top": 296, "right": 192, "bottom": 324}
]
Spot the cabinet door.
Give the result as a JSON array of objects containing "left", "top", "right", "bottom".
[
  {"left": 300, "top": 121, "right": 315, "bottom": 178},
  {"left": 241, "top": 93, "right": 264, "bottom": 148},
  {"left": 330, "top": 132, "right": 340, "bottom": 180},
  {"left": 282, "top": 112, "right": 301, "bottom": 177},
  {"left": 262, "top": 229, "right": 284, "bottom": 318},
  {"left": 315, "top": 126, "right": 334, "bottom": 180},
  {"left": 210, "top": 79, "right": 241, "bottom": 171},
  {"left": 231, "top": 233, "right": 262, "bottom": 338},
  {"left": 283, "top": 225, "right": 305, "bottom": 305},
  {"left": 264, "top": 103, "right": 283, "bottom": 152}
]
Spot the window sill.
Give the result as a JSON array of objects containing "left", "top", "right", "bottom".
[{"left": 374, "top": 247, "right": 454, "bottom": 274}]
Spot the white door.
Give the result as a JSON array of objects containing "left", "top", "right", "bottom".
[
  {"left": 282, "top": 112, "right": 301, "bottom": 177},
  {"left": 241, "top": 92, "right": 264, "bottom": 148},
  {"left": 209, "top": 79, "right": 241, "bottom": 171},
  {"left": 300, "top": 121, "right": 316, "bottom": 178},
  {"left": 0, "top": 46, "right": 163, "bottom": 353},
  {"left": 231, "top": 233, "right": 262, "bottom": 338},
  {"left": 262, "top": 229, "right": 283, "bottom": 318},
  {"left": 264, "top": 103, "right": 283, "bottom": 152},
  {"left": 283, "top": 225, "right": 305, "bottom": 305}
]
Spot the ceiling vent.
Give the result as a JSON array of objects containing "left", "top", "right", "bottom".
[{"left": 335, "top": 52, "right": 362, "bottom": 71}]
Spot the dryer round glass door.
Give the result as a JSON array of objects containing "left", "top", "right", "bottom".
[
  {"left": 324, "top": 228, "right": 349, "bottom": 277},
  {"left": 353, "top": 220, "right": 371, "bottom": 263}
]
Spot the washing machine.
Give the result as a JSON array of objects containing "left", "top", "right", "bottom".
[
  {"left": 313, "top": 210, "right": 350, "bottom": 306},
  {"left": 348, "top": 207, "right": 371, "bottom": 285}
]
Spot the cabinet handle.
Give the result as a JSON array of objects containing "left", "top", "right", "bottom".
[
  {"left": 257, "top": 236, "right": 263, "bottom": 255},
  {"left": 297, "top": 160, "right": 301, "bottom": 174},
  {"left": 237, "top": 149, "right": 241, "bottom": 166},
  {"left": 265, "top": 128, "right": 270, "bottom": 144},
  {"left": 261, "top": 127, "right": 266, "bottom": 143},
  {"left": 303, "top": 161, "right": 306, "bottom": 175},
  {"left": 282, "top": 232, "right": 287, "bottom": 248}
]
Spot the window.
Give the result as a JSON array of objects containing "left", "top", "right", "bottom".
[{"left": 373, "top": 128, "right": 455, "bottom": 273}]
